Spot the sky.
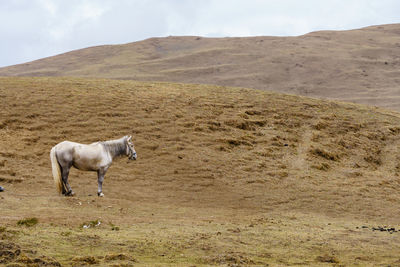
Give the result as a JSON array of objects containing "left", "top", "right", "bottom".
[{"left": 1, "top": 0, "right": 400, "bottom": 67}]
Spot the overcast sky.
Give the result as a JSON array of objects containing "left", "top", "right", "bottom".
[{"left": 1, "top": 0, "right": 400, "bottom": 67}]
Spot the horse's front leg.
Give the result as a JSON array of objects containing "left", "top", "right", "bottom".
[{"left": 97, "top": 168, "right": 108, "bottom": 197}]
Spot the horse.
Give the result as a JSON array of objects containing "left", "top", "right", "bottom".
[{"left": 50, "top": 136, "right": 137, "bottom": 197}]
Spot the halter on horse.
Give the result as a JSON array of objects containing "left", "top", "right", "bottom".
[{"left": 50, "top": 136, "right": 137, "bottom": 197}]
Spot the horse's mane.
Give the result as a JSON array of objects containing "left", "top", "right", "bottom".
[{"left": 100, "top": 137, "right": 127, "bottom": 158}]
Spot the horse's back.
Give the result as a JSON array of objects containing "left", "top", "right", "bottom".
[
  {"left": 72, "top": 143, "right": 104, "bottom": 159},
  {"left": 53, "top": 140, "right": 111, "bottom": 171},
  {"left": 55, "top": 141, "right": 80, "bottom": 150},
  {"left": 55, "top": 141, "right": 100, "bottom": 152}
]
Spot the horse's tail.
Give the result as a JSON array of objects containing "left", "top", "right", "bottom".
[{"left": 50, "top": 146, "right": 63, "bottom": 194}]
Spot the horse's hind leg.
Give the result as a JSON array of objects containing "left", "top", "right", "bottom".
[
  {"left": 61, "top": 166, "right": 75, "bottom": 196},
  {"left": 97, "top": 168, "right": 108, "bottom": 197},
  {"left": 59, "top": 166, "right": 68, "bottom": 195}
]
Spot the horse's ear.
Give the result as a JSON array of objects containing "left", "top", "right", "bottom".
[{"left": 127, "top": 136, "right": 132, "bottom": 141}]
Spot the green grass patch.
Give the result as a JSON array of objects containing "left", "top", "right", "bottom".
[{"left": 17, "top": 217, "right": 38, "bottom": 227}]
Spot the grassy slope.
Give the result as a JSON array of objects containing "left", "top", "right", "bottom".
[
  {"left": 1, "top": 77, "right": 400, "bottom": 265},
  {"left": 1, "top": 24, "right": 400, "bottom": 111}
]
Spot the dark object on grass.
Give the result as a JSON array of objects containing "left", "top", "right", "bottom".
[{"left": 0, "top": 186, "right": 4, "bottom": 192}]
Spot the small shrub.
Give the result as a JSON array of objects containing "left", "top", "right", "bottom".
[
  {"left": 72, "top": 256, "right": 99, "bottom": 264},
  {"left": 364, "top": 155, "right": 382, "bottom": 166},
  {"left": 224, "top": 138, "right": 252, "bottom": 147},
  {"left": 237, "top": 121, "right": 255, "bottom": 131},
  {"left": 313, "top": 120, "right": 329, "bottom": 130},
  {"left": 245, "top": 110, "right": 262, "bottom": 116},
  {"left": 316, "top": 255, "right": 339, "bottom": 263},
  {"left": 310, "top": 147, "right": 339, "bottom": 161},
  {"left": 277, "top": 171, "right": 289, "bottom": 178},
  {"left": 17, "top": 217, "right": 38, "bottom": 227},
  {"left": 311, "top": 163, "right": 330, "bottom": 171},
  {"left": 389, "top": 127, "right": 400, "bottom": 134},
  {"left": 105, "top": 253, "right": 131, "bottom": 261},
  {"left": 60, "top": 231, "right": 72, "bottom": 237},
  {"left": 227, "top": 139, "right": 242, "bottom": 146},
  {"left": 109, "top": 222, "right": 120, "bottom": 231},
  {"left": 225, "top": 119, "right": 266, "bottom": 131}
]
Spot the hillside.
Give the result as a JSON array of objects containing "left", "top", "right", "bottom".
[
  {"left": 1, "top": 24, "right": 400, "bottom": 110},
  {"left": 1, "top": 77, "right": 400, "bottom": 265}
]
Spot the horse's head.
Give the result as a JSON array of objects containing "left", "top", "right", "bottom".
[{"left": 126, "top": 136, "right": 137, "bottom": 160}]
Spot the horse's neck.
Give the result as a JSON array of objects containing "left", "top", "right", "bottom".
[{"left": 101, "top": 139, "right": 126, "bottom": 159}]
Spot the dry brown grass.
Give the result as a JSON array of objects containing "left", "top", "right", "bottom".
[
  {"left": 1, "top": 77, "right": 400, "bottom": 265},
  {"left": 2, "top": 24, "right": 400, "bottom": 111}
]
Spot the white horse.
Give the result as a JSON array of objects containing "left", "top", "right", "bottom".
[{"left": 50, "top": 136, "right": 137, "bottom": 197}]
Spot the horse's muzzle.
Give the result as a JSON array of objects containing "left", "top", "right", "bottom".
[{"left": 129, "top": 153, "right": 137, "bottom": 160}]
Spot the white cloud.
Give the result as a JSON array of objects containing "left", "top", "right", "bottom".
[
  {"left": 1, "top": 0, "right": 400, "bottom": 67},
  {"left": 38, "top": 0, "right": 56, "bottom": 15}
]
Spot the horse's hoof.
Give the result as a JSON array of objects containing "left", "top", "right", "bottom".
[
  {"left": 65, "top": 190, "right": 75, "bottom": 197},
  {"left": 98, "top": 192, "right": 104, "bottom": 197}
]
